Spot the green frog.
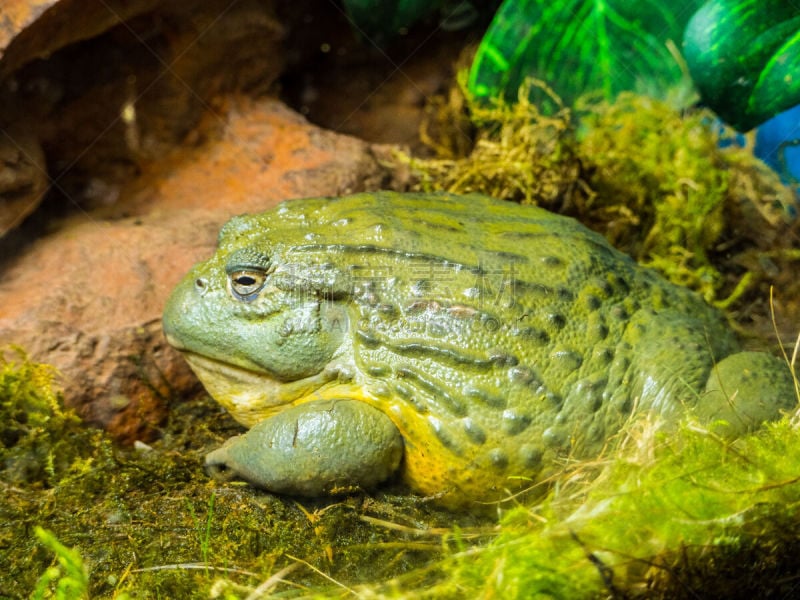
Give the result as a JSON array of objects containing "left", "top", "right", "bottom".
[{"left": 162, "top": 192, "right": 796, "bottom": 506}]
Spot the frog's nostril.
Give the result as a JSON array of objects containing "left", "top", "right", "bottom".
[
  {"left": 195, "top": 278, "right": 209, "bottom": 295},
  {"left": 205, "top": 455, "right": 236, "bottom": 482}
]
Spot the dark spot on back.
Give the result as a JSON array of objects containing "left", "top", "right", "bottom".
[
  {"left": 500, "top": 230, "right": 541, "bottom": 239},
  {"left": 490, "top": 352, "right": 519, "bottom": 367},
  {"left": 356, "top": 330, "right": 381, "bottom": 348},
  {"left": 511, "top": 280, "right": 554, "bottom": 298},
  {"left": 405, "top": 300, "right": 440, "bottom": 314},
  {"left": 426, "top": 222, "right": 462, "bottom": 233},
  {"left": 396, "top": 366, "right": 467, "bottom": 417},
  {"left": 557, "top": 287, "right": 575, "bottom": 302},
  {"left": 494, "top": 251, "right": 529, "bottom": 263},
  {"left": 509, "top": 366, "right": 538, "bottom": 385},
  {"left": 592, "top": 278, "right": 613, "bottom": 297},
  {"left": 488, "top": 448, "right": 509, "bottom": 470},
  {"left": 584, "top": 294, "right": 602, "bottom": 311},
  {"left": 610, "top": 305, "right": 629, "bottom": 320},
  {"left": 511, "top": 327, "right": 550, "bottom": 344},
  {"left": 551, "top": 349, "right": 583, "bottom": 371},
  {"left": 394, "top": 382, "right": 414, "bottom": 400},
  {"left": 502, "top": 410, "right": 532, "bottom": 435},
  {"left": 592, "top": 323, "right": 609, "bottom": 341},
  {"left": 367, "top": 365, "right": 391, "bottom": 378},
  {"left": 593, "top": 347, "right": 614, "bottom": 364},
  {"left": 519, "top": 444, "right": 543, "bottom": 468},
  {"left": 610, "top": 273, "right": 630, "bottom": 294},
  {"left": 541, "top": 255, "right": 563, "bottom": 267},
  {"left": 547, "top": 313, "right": 567, "bottom": 329}
]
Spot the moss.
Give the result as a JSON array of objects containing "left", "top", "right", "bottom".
[
  {"left": 410, "top": 75, "right": 583, "bottom": 210},
  {"left": 350, "top": 409, "right": 800, "bottom": 599},
  {"left": 31, "top": 528, "right": 89, "bottom": 600},
  {"left": 578, "top": 93, "right": 795, "bottom": 308},
  {"left": 0, "top": 347, "right": 104, "bottom": 489}
]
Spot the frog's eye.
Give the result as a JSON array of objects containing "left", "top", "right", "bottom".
[{"left": 228, "top": 269, "right": 267, "bottom": 301}]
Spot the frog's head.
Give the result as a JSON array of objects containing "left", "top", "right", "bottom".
[{"left": 162, "top": 213, "right": 349, "bottom": 425}]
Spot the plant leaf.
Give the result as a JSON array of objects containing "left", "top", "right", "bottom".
[
  {"left": 683, "top": 0, "right": 800, "bottom": 131},
  {"left": 468, "top": 0, "right": 704, "bottom": 106}
]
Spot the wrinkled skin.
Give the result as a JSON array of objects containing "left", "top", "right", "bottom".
[{"left": 163, "top": 192, "right": 796, "bottom": 506}]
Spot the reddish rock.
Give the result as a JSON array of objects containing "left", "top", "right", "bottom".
[
  {"left": 118, "top": 97, "right": 395, "bottom": 216},
  {"left": 0, "top": 0, "right": 158, "bottom": 76},
  {"left": 0, "top": 97, "right": 396, "bottom": 442},
  {"left": 0, "top": 121, "right": 47, "bottom": 233},
  {"left": 0, "top": 0, "right": 285, "bottom": 237}
]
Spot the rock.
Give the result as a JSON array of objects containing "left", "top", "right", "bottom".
[
  {"left": 0, "top": 0, "right": 285, "bottom": 236},
  {"left": 0, "top": 120, "right": 47, "bottom": 234},
  {"left": 0, "top": 0, "right": 159, "bottom": 77},
  {"left": 0, "top": 97, "right": 396, "bottom": 442}
]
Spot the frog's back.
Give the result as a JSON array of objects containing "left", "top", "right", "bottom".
[
  {"left": 226, "top": 192, "right": 737, "bottom": 498},
  {"left": 232, "top": 191, "right": 624, "bottom": 269}
]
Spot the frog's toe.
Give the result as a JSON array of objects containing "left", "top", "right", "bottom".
[
  {"left": 697, "top": 351, "right": 797, "bottom": 437},
  {"left": 205, "top": 399, "right": 403, "bottom": 496}
]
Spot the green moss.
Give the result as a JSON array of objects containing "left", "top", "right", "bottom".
[
  {"left": 410, "top": 75, "right": 582, "bottom": 209},
  {"left": 0, "top": 347, "right": 99, "bottom": 488},
  {"left": 578, "top": 93, "right": 794, "bottom": 307},
  {"left": 350, "top": 408, "right": 800, "bottom": 598}
]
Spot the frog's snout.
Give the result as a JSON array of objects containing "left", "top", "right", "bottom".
[{"left": 205, "top": 447, "right": 239, "bottom": 482}]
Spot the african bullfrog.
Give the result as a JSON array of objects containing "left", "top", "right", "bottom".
[{"left": 162, "top": 192, "right": 796, "bottom": 505}]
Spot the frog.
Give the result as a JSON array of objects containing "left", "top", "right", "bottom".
[{"left": 162, "top": 191, "right": 797, "bottom": 506}]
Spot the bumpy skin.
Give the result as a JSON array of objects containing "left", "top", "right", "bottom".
[{"left": 163, "top": 192, "right": 796, "bottom": 505}]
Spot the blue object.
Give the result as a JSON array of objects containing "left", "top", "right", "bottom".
[
  {"left": 750, "top": 103, "right": 800, "bottom": 219},
  {"left": 755, "top": 103, "right": 800, "bottom": 187}
]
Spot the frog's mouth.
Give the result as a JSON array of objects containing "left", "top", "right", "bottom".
[
  {"left": 172, "top": 346, "right": 341, "bottom": 428},
  {"left": 178, "top": 351, "right": 291, "bottom": 426}
]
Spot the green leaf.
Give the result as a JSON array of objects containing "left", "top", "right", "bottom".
[
  {"left": 683, "top": 0, "right": 800, "bottom": 131},
  {"left": 468, "top": 0, "right": 704, "bottom": 106}
]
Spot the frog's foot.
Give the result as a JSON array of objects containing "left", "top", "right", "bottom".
[
  {"left": 697, "top": 351, "right": 797, "bottom": 437},
  {"left": 205, "top": 399, "right": 403, "bottom": 496}
]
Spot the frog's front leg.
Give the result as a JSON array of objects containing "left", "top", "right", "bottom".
[{"left": 205, "top": 399, "right": 404, "bottom": 496}]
